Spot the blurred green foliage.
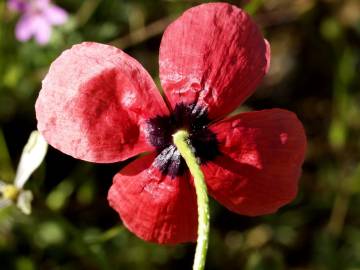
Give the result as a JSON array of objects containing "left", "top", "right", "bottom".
[{"left": 1, "top": 0, "right": 360, "bottom": 269}]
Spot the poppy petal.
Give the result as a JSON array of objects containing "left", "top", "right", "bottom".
[
  {"left": 159, "top": 3, "right": 270, "bottom": 119},
  {"left": 203, "top": 109, "right": 306, "bottom": 216},
  {"left": 36, "top": 42, "right": 168, "bottom": 163},
  {"left": 108, "top": 153, "right": 198, "bottom": 244}
]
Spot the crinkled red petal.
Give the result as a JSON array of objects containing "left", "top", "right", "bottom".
[
  {"left": 159, "top": 3, "right": 270, "bottom": 119},
  {"left": 36, "top": 42, "right": 168, "bottom": 163},
  {"left": 108, "top": 153, "right": 198, "bottom": 244},
  {"left": 203, "top": 109, "right": 306, "bottom": 216}
]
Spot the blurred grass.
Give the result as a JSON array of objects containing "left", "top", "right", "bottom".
[{"left": 0, "top": 0, "right": 360, "bottom": 269}]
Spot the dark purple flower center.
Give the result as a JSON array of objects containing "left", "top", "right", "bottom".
[{"left": 147, "top": 103, "right": 220, "bottom": 178}]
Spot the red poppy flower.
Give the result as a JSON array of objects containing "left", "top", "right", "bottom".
[{"left": 35, "top": 3, "right": 306, "bottom": 244}]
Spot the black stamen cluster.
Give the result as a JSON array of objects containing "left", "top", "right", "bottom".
[{"left": 146, "top": 103, "right": 219, "bottom": 178}]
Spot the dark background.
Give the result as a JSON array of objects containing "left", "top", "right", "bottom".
[{"left": 0, "top": 0, "right": 360, "bottom": 269}]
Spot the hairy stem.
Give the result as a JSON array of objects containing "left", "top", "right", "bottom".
[{"left": 173, "top": 130, "right": 209, "bottom": 270}]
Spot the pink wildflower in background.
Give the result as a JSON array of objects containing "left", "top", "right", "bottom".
[{"left": 7, "top": 0, "right": 68, "bottom": 45}]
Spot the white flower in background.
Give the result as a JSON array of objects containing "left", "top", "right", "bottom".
[{"left": 0, "top": 131, "right": 48, "bottom": 214}]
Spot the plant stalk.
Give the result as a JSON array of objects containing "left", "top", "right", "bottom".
[{"left": 173, "top": 130, "right": 210, "bottom": 270}]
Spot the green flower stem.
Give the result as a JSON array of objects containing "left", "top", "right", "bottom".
[{"left": 173, "top": 130, "right": 209, "bottom": 270}]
